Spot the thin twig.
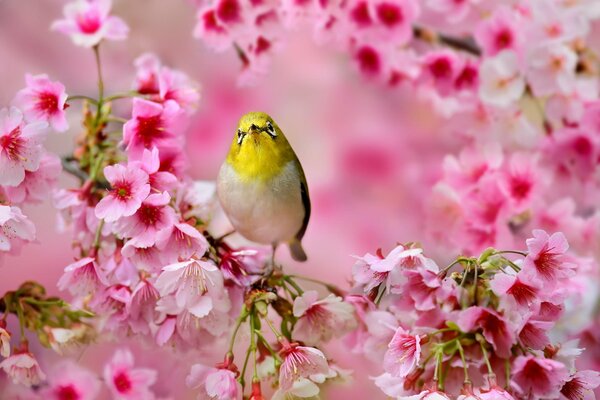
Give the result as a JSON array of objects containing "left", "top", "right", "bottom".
[{"left": 413, "top": 26, "right": 482, "bottom": 56}]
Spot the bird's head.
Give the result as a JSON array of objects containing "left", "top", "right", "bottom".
[{"left": 226, "top": 112, "right": 294, "bottom": 180}]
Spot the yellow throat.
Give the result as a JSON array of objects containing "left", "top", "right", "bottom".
[{"left": 225, "top": 112, "right": 296, "bottom": 182}]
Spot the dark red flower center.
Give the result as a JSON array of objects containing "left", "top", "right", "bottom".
[
  {"left": 429, "top": 57, "right": 453, "bottom": 80},
  {"left": 203, "top": 10, "right": 226, "bottom": 33},
  {"left": 114, "top": 371, "right": 132, "bottom": 393},
  {"left": 216, "top": 0, "right": 242, "bottom": 24},
  {"left": 507, "top": 279, "right": 537, "bottom": 305},
  {"left": 36, "top": 91, "right": 59, "bottom": 114},
  {"left": 77, "top": 12, "right": 102, "bottom": 34},
  {"left": 533, "top": 246, "right": 561, "bottom": 279},
  {"left": 510, "top": 176, "right": 532, "bottom": 200},
  {"left": 356, "top": 46, "right": 381, "bottom": 76},
  {"left": 138, "top": 204, "right": 162, "bottom": 226},
  {"left": 495, "top": 29, "right": 514, "bottom": 50},
  {"left": 112, "top": 180, "right": 132, "bottom": 200},
  {"left": 376, "top": 3, "right": 403, "bottom": 27},
  {"left": 0, "top": 127, "right": 25, "bottom": 161},
  {"left": 55, "top": 385, "right": 79, "bottom": 400},
  {"left": 351, "top": 2, "right": 371, "bottom": 27},
  {"left": 136, "top": 115, "right": 164, "bottom": 148},
  {"left": 561, "top": 377, "right": 585, "bottom": 400}
]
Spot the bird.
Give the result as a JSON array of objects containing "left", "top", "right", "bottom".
[{"left": 217, "top": 111, "right": 310, "bottom": 263}]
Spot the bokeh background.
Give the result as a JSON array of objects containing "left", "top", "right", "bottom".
[{"left": 0, "top": 0, "right": 463, "bottom": 398}]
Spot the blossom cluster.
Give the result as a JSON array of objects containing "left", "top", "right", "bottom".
[{"left": 348, "top": 230, "right": 600, "bottom": 399}]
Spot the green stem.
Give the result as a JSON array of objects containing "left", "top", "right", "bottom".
[
  {"left": 287, "top": 275, "right": 343, "bottom": 295},
  {"left": 255, "top": 330, "right": 282, "bottom": 364},
  {"left": 479, "top": 339, "right": 494, "bottom": 375},
  {"left": 495, "top": 250, "right": 527, "bottom": 257},
  {"left": 103, "top": 91, "right": 142, "bottom": 102},
  {"left": 106, "top": 116, "right": 128, "bottom": 124},
  {"left": 93, "top": 45, "right": 104, "bottom": 104},
  {"left": 283, "top": 276, "right": 304, "bottom": 296},
  {"left": 67, "top": 95, "right": 98, "bottom": 104},
  {"left": 263, "top": 316, "right": 283, "bottom": 342},
  {"left": 15, "top": 300, "right": 26, "bottom": 340},
  {"left": 91, "top": 219, "right": 105, "bottom": 255},
  {"left": 238, "top": 341, "right": 252, "bottom": 390},
  {"left": 228, "top": 306, "right": 248, "bottom": 354},
  {"left": 456, "top": 340, "right": 470, "bottom": 384},
  {"left": 22, "top": 298, "right": 64, "bottom": 307},
  {"left": 427, "top": 328, "right": 454, "bottom": 337},
  {"left": 251, "top": 315, "right": 259, "bottom": 380},
  {"left": 434, "top": 349, "right": 443, "bottom": 390}
]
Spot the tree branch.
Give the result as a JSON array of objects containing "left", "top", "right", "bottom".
[
  {"left": 413, "top": 26, "right": 482, "bottom": 57},
  {"left": 61, "top": 156, "right": 110, "bottom": 190}
]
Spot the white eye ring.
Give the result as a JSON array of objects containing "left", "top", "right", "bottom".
[
  {"left": 237, "top": 129, "right": 245, "bottom": 144},
  {"left": 266, "top": 121, "right": 276, "bottom": 137}
]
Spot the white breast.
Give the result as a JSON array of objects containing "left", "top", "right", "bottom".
[{"left": 217, "top": 161, "right": 305, "bottom": 245}]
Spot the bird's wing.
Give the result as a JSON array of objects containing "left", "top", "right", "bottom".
[{"left": 296, "top": 178, "right": 311, "bottom": 241}]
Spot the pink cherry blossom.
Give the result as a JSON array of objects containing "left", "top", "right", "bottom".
[
  {"left": 523, "top": 230, "right": 575, "bottom": 284},
  {"left": 134, "top": 148, "right": 178, "bottom": 192},
  {"left": 479, "top": 50, "right": 525, "bottom": 107},
  {"left": 154, "top": 258, "right": 224, "bottom": 318},
  {"left": 121, "top": 238, "right": 164, "bottom": 271},
  {"left": 419, "top": 50, "right": 462, "bottom": 96},
  {"left": 12, "top": 74, "right": 69, "bottom": 132},
  {"left": 122, "top": 98, "right": 182, "bottom": 159},
  {"left": 490, "top": 271, "right": 541, "bottom": 309},
  {"left": 278, "top": 342, "right": 329, "bottom": 391},
  {"left": 292, "top": 290, "right": 356, "bottom": 345},
  {"left": 0, "top": 205, "right": 36, "bottom": 255},
  {"left": 5, "top": 153, "right": 61, "bottom": 204},
  {"left": 155, "top": 221, "right": 208, "bottom": 264},
  {"left": 560, "top": 370, "right": 600, "bottom": 400},
  {"left": 527, "top": 44, "right": 577, "bottom": 97},
  {"left": 104, "top": 349, "right": 157, "bottom": 399},
  {"left": 219, "top": 247, "right": 266, "bottom": 287},
  {"left": 474, "top": 6, "right": 524, "bottom": 56},
  {"left": 57, "top": 257, "right": 108, "bottom": 296},
  {"left": 51, "top": 0, "right": 129, "bottom": 47},
  {"left": 40, "top": 360, "right": 101, "bottom": 400},
  {"left": 126, "top": 279, "right": 159, "bottom": 334},
  {"left": 114, "top": 192, "right": 175, "bottom": 246},
  {"left": 512, "top": 355, "right": 569, "bottom": 398},
  {"left": 0, "top": 352, "right": 46, "bottom": 387},
  {"left": 479, "top": 375, "right": 515, "bottom": 400},
  {"left": 370, "top": 0, "right": 420, "bottom": 45},
  {"left": 133, "top": 53, "right": 161, "bottom": 95},
  {"left": 0, "top": 323, "right": 10, "bottom": 358},
  {"left": 186, "top": 364, "right": 241, "bottom": 400},
  {"left": 94, "top": 164, "right": 150, "bottom": 223},
  {"left": 457, "top": 306, "right": 515, "bottom": 358},
  {"left": 0, "top": 107, "right": 47, "bottom": 187},
  {"left": 383, "top": 327, "right": 421, "bottom": 377}
]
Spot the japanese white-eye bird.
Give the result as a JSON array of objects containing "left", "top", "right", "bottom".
[{"left": 217, "top": 112, "right": 311, "bottom": 262}]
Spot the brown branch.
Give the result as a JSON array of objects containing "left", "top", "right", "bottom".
[
  {"left": 61, "top": 156, "right": 110, "bottom": 190},
  {"left": 413, "top": 26, "right": 482, "bottom": 57}
]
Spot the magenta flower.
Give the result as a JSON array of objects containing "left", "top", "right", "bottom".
[
  {"left": 95, "top": 164, "right": 150, "bottom": 222},
  {"left": 57, "top": 257, "right": 108, "bottom": 296},
  {"left": 383, "top": 327, "right": 421, "bottom": 377},
  {"left": 292, "top": 290, "right": 356, "bottom": 345},
  {"left": 0, "top": 107, "right": 47, "bottom": 187},
  {"left": 523, "top": 230, "right": 574, "bottom": 284},
  {"left": 560, "top": 370, "right": 600, "bottom": 400},
  {"left": 518, "top": 317, "right": 552, "bottom": 350},
  {"left": 490, "top": 271, "right": 541, "bottom": 309},
  {"left": 474, "top": 6, "right": 523, "bottom": 56},
  {"left": 123, "top": 98, "right": 182, "bottom": 159},
  {"left": 512, "top": 355, "right": 569, "bottom": 398},
  {"left": 0, "top": 205, "right": 36, "bottom": 255},
  {"left": 278, "top": 342, "right": 329, "bottom": 391},
  {"left": 186, "top": 364, "right": 241, "bottom": 400},
  {"left": 134, "top": 53, "right": 161, "bottom": 95},
  {"left": 134, "top": 147, "right": 178, "bottom": 192},
  {"left": 457, "top": 306, "right": 515, "bottom": 358},
  {"left": 0, "top": 352, "right": 46, "bottom": 387},
  {"left": 218, "top": 246, "right": 267, "bottom": 287},
  {"left": 104, "top": 349, "right": 157, "bottom": 399},
  {"left": 51, "top": 0, "right": 128, "bottom": 48},
  {"left": 114, "top": 192, "right": 176, "bottom": 246},
  {"left": 155, "top": 222, "right": 209, "bottom": 264},
  {"left": 13, "top": 74, "right": 69, "bottom": 132},
  {"left": 40, "top": 361, "right": 101, "bottom": 400},
  {"left": 5, "top": 153, "right": 61, "bottom": 204}
]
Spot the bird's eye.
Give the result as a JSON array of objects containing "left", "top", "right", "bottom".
[
  {"left": 266, "top": 121, "right": 277, "bottom": 138},
  {"left": 237, "top": 129, "right": 246, "bottom": 145}
]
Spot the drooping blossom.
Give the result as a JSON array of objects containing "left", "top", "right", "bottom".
[
  {"left": 278, "top": 342, "right": 329, "bottom": 391},
  {"left": 511, "top": 355, "right": 569, "bottom": 398},
  {"left": 0, "top": 352, "right": 46, "bottom": 387},
  {"left": 94, "top": 164, "right": 150, "bottom": 222},
  {"left": 103, "top": 349, "right": 157, "bottom": 399},
  {"left": 40, "top": 360, "right": 101, "bottom": 400},
  {"left": 523, "top": 230, "right": 574, "bottom": 284},
  {"left": 186, "top": 364, "right": 241, "bottom": 400},
  {"left": 13, "top": 74, "right": 69, "bottom": 132},
  {"left": 133, "top": 147, "right": 178, "bottom": 193},
  {"left": 383, "top": 327, "right": 421, "bottom": 378},
  {"left": 0, "top": 322, "right": 10, "bottom": 358},
  {"left": 0, "top": 205, "right": 36, "bottom": 255},
  {"left": 559, "top": 370, "right": 600, "bottom": 400},
  {"left": 126, "top": 279, "right": 160, "bottom": 334},
  {"left": 292, "top": 290, "right": 356, "bottom": 345},
  {"left": 0, "top": 107, "right": 47, "bottom": 187},
  {"left": 5, "top": 153, "right": 62, "bottom": 204},
  {"left": 155, "top": 221, "right": 208, "bottom": 264},
  {"left": 57, "top": 257, "right": 108, "bottom": 296},
  {"left": 51, "top": 0, "right": 129, "bottom": 47},
  {"left": 457, "top": 306, "right": 515, "bottom": 358}
]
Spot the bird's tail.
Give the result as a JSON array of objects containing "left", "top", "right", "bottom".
[{"left": 289, "top": 239, "right": 307, "bottom": 262}]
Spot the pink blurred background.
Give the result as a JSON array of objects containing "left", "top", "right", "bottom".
[{"left": 0, "top": 1, "right": 460, "bottom": 398}]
